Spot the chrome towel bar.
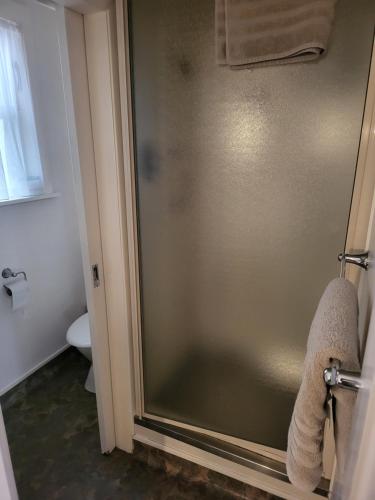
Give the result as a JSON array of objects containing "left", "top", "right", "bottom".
[{"left": 324, "top": 359, "right": 362, "bottom": 392}]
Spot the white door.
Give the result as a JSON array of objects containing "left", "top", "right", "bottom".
[
  {"left": 0, "top": 407, "right": 18, "bottom": 500},
  {"left": 341, "top": 197, "right": 375, "bottom": 498}
]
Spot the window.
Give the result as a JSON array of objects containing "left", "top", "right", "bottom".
[{"left": 0, "top": 18, "right": 44, "bottom": 202}]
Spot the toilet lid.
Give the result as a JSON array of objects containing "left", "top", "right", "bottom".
[{"left": 66, "top": 313, "right": 91, "bottom": 348}]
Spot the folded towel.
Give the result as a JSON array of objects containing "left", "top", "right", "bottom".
[
  {"left": 215, "top": 0, "right": 336, "bottom": 68},
  {"left": 286, "top": 278, "right": 360, "bottom": 492}
]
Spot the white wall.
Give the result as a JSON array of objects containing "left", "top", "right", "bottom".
[{"left": 0, "top": 0, "right": 86, "bottom": 394}]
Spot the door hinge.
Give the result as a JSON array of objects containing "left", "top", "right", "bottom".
[{"left": 91, "top": 264, "right": 100, "bottom": 288}]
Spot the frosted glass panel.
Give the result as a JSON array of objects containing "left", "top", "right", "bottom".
[{"left": 129, "top": 0, "right": 374, "bottom": 450}]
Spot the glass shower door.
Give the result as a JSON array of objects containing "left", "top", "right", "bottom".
[{"left": 129, "top": 0, "right": 375, "bottom": 450}]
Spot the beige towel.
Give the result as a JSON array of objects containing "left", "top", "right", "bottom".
[
  {"left": 287, "top": 278, "right": 360, "bottom": 492},
  {"left": 216, "top": 0, "right": 336, "bottom": 68}
]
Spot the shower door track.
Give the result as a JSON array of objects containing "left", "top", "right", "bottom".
[
  {"left": 135, "top": 416, "right": 330, "bottom": 497},
  {"left": 142, "top": 411, "right": 286, "bottom": 463}
]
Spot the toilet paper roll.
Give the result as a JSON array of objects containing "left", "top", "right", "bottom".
[{"left": 4, "top": 278, "right": 30, "bottom": 311}]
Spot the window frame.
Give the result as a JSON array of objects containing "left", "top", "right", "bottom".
[{"left": 0, "top": 14, "right": 53, "bottom": 205}]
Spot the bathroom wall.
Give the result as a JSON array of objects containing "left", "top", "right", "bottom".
[{"left": 0, "top": 0, "right": 86, "bottom": 394}]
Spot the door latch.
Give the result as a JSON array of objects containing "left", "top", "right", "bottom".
[{"left": 92, "top": 264, "right": 100, "bottom": 288}]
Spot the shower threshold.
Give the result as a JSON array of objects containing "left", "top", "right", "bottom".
[{"left": 134, "top": 416, "right": 330, "bottom": 497}]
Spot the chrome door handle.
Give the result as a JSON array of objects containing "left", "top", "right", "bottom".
[{"left": 338, "top": 251, "right": 369, "bottom": 270}]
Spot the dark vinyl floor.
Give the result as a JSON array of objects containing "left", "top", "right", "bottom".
[{"left": 1, "top": 349, "right": 279, "bottom": 500}]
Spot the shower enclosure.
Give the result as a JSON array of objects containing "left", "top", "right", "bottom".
[{"left": 128, "top": 0, "right": 375, "bottom": 457}]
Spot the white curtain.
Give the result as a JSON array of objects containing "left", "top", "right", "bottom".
[{"left": 0, "top": 19, "right": 44, "bottom": 201}]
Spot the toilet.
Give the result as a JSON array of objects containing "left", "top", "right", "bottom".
[{"left": 66, "top": 313, "right": 95, "bottom": 393}]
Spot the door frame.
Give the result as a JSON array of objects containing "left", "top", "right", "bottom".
[
  {"left": 114, "top": 0, "right": 375, "bottom": 497},
  {"left": 58, "top": 5, "right": 118, "bottom": 453},
  {"left": 60, "top": 2, "right": 136, "bottom": 453},
  {"left": 83, "top": 6, "right": 135, "bottom": 453},
  {"left": 57, "top": 0, "right": 138, "bottom": 454}
]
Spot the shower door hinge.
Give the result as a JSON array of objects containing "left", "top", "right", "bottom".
[{"left": 91, "top": 264, "right": 100, "bottom": 288}]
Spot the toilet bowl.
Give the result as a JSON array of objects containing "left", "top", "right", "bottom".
[{"left": 66, "top": 313, "right": 95, "bottom": 393}]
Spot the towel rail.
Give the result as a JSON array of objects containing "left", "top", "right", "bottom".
[{"left": 323, "top": 359, "right": 362, "bottom": 392}]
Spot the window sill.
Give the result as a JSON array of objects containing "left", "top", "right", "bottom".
[{"left": 0, "top": 192, "right": 60, "bottom": 207}]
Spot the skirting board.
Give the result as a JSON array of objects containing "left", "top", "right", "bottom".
[
  {"left": 0, "top": 344, "right": 70, "bottom": 396},
  {"left": 133, "top": 424, "right": 325, "bottom": 500}
]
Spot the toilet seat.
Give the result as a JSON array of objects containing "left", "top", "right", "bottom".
[{"left": 66, "top": 313, "right": 91, "bottom": 348}]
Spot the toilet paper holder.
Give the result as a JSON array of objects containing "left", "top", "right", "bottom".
[
  {"left": 2, "top": 268, "right": 30, "bottom": 310},
  {"left": 1, "top": 267, "right": 27, "bottom": 282}
]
